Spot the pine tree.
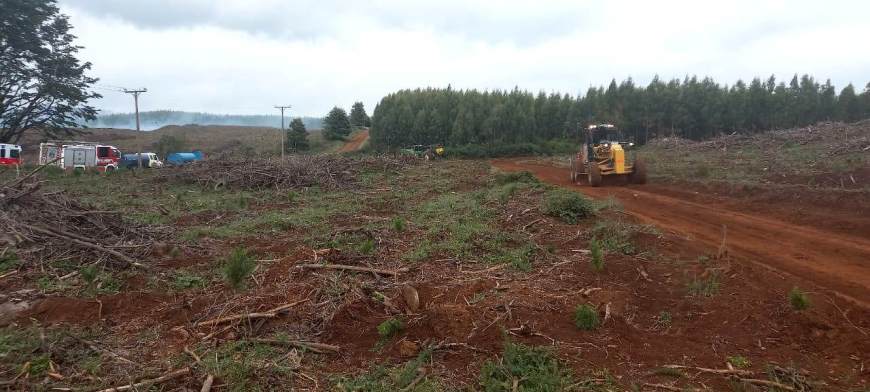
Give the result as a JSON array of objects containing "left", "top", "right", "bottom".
[
  {"left": 367, "top": 75, "right": 870, "bottom": 153},
  {"left": 286, "top": 118, "right": 309, "bottom": 152},
  {"left": 323, "top": 107, "right": 352, "bottom": 140},
  {"left": 349, "top": 101, "right": 370, "bottom": 128},
  {"left": 837, "top": 84, "right": 861, "bottom": 122}
]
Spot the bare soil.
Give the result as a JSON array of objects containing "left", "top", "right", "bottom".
[
  {"left": 1, "top": 157, "right": 868, "bottom": 391},
  {"left": 338, "top": 129, "right": 370, "bottom": 153},
  {"left": 492, "top": 158, "right": 870, "bottom": 308}
]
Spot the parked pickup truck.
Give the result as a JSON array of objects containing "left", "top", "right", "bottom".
[{"left": 121, "top": 153, "right": 163, "bottom": 169}]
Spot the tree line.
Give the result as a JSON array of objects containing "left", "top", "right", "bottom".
[{"left": 370, "top": 75, "right": 870, "bottom": 152}]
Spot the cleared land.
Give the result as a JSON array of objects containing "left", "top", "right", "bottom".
[{"left": 0, "top": 124, "right": 868, "bottom": 391}]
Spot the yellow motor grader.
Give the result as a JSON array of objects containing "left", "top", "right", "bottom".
[{"left": 569, "top": 124, "right": 646, "bottom": 186}]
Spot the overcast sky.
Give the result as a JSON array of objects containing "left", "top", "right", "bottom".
[{"left": 59, "top": 0, "right": 870, "bottom": 117}]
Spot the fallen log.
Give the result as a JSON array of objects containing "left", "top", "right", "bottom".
[
  {"left": 95, "top": 367, "right": 190, "bottom": 392},
  {"left": 24, "top": 224, "right": 143, "bottom": 269},
  {"left": 196, "top": 299, "right": 309, "bottom": 327},
  {"left": 737, "top": 378, "right": 796, "bottom": 391},
  {"left": 200, "top": 374, "right": 215, "bottom": 392},
  {"left": 249, "top": 338, "right": 340, "bottom": 354},
  {"left": 296, "top": 263, "right": 408, "bottom": 276},
  {"left": 662, "top": 364, "right": 753, "bottom": 377}
]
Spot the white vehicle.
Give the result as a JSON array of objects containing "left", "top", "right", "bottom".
[{"left": 122, "top": 153, "right": 163, "bottom": 168}]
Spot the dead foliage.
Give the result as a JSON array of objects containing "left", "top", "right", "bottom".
[
  {"left": 154, "top": 154, "right": 416, "bottom": 191},
  {"left": 648, "top": 120, "right": 870, "bottom": 156},
  {"left": 0, "top": 166, "right": 168, "bottom": 269}
]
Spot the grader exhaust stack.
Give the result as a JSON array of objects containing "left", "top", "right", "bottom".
[{"left": 569, "top": 124, "right": 647, "bottom": 186}]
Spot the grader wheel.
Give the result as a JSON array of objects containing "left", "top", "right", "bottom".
[
  {"left": 569, "top": 157, "right": 577, "bottom": 183},
  {"left": 630, "top": 159, "right": 647, "bottom": 184},
  {"left": 588, "top": 164, "right": 602, "bottom": 187}
]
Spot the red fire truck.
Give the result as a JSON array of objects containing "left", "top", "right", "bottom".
[
  {"left": 39, "top": 142, "right": 122, "bottom": 172},
  {"left": 0, "top": 144, "right": 22, "bottom": 166}
]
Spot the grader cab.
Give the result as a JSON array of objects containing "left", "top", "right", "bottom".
[{"left": 570, "top": 124, "right": 646, "bottom": 186}]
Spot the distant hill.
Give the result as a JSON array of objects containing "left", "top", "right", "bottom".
[{"left": 84, "top": 110, "right": 323, "bottom": 131}]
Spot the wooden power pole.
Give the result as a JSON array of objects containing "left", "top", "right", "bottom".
[
  {"left": 124, "top": 88, "right": 147, "bottom": 168},
  {"left": 274, "top": 105, "right": 291, "bottom": 159}
]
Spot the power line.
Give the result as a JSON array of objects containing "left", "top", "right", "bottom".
[
  {"left": 123, "top": 88, "right": 148, "bottom": 168},
  {"left": 274, "top": 105, "right": 291, "bottom": 159}
]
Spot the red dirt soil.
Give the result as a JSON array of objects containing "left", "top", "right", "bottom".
[
  {"left": 338, "top": 129, "right": 370, "bottom": 153},
  {"left": 492, "top": 158, "right": 870, "bottom": 308}
]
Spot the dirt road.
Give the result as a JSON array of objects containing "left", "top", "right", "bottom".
[
  {"left": 338, "top": 129, "right": 370, "bottom": 153},
  {"left": 492, "top": 158, "right": 870, "bottom": 307}
]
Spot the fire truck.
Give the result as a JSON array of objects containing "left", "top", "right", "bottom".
[
  {"left": 0, "top": 144, "right": 22, "bottom": 166},
  {"left": 39, "top": 141, "right": 122, "bottom": 172}
]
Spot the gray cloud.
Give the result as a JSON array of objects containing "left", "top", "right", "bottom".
[
  {"left": 61, "top": 0, "right": 597, "bottom": 45},
  {"left": 56, "top": 0, "right": 870, "bottom": 117}
]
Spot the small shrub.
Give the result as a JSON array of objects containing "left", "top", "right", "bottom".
[
  {"left": 541, "top": 189, "right": 595, "bottom": 224},
  {"left": 286, "top": 191, "right": 299, "bottom": 202},
  {"left": 687, "top": 272, "right": 721, "bottom": 297},
  {"left": 377, "top": 318, "right": 404, "bottom": 340},
  {"left": 222, "top": 247, "right": 256, "bottom": 290},
  {"left": 656, "top": 311, "right": 672, "bottom": 328},
  {"left": 0, "top": 250, "right": 19, "bottom": 273},
  {"left": 589, "top": 221, "right": 658, "bottom": 255},
  {"left": 788, "top": 287, "right": 810, "bottom": 310},
  {"left": 235, "top": 194, "right": 250, "bottom": 209},
  {"left": 357, "top": 238, "right": 376, "bottom": 254},
  {"left": 727, "top": 355, "right": 751, "bottom": 369},
  {"left": 391, "top": 216, "right": 406, "bottom": 232},
  {"left": 573, "top": 304, "right": 600, "bottom": 331},
  {"left": 79, "top": 265, "right": 99, "bottom": 286},
  {"left": 589, "top": 238, "right": 604, "bottom": 272}
]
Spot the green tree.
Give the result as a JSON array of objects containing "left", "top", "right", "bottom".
[
  {"left": 286, "top": 117, "right": 309, "bottom": 152},
  {"left": 152, "top": 134, "right": 187, "bottom": 159},
  {"left": 323, "top": 106, "right": 351, "bottom": 140},
  {"left": 368, "top": 74, "right": 870, "bottom": 152},
  {"left": 837, "top": 84, "right": 861, "bottom": 122},
  {"left": 349, "top": 101, "right": 370, "bottom": 127},
  {"left": 0, "top": 0, "right": 100, "bottom": 143}
]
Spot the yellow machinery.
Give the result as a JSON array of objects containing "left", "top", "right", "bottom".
[{"left": 570, "top": 124, "right": 646, "bottom": 186}]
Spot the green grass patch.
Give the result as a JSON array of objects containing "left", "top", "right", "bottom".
[
  {"left": 541, "top": 189, "right": 595, "bottom": 224},
  {"left": 589, "top": 221, "right": 659, "bottom": 255},
  {"left": 479, "top": 342, "right": 575, "bottom": 391},
  {"left": 334, "top": 349, "right": 440, "bottom": 391},
  {"left": 200, "top": 340, "right": 290, "bottom": 392},
  {"left": 494, "top": 171, "right": 540, "bottom": 185},
  {"left": 172, "top": 271, "right": 207, "bottom": 290}
]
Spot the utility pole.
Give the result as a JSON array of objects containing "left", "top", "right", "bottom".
[
  {"left": 274, "top": 105, "right": 291, "bottom": 159},
  {"left": 124, "top": 88, "right": 147, "bottom": 168}
]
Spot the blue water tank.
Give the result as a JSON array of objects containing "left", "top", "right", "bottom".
[{"left": 166, "top": 150, "right": 204, "bottom": 165}]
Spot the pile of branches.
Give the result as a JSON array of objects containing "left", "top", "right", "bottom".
[
  {"left": 0, "top": 166, "right": 168, "bottom": 269},
  {"left": 155, "top": 154, "right": 417, "bottom": 191},
  {"left": 649, "top": 120, "right": 870, "bottom": 156}
]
